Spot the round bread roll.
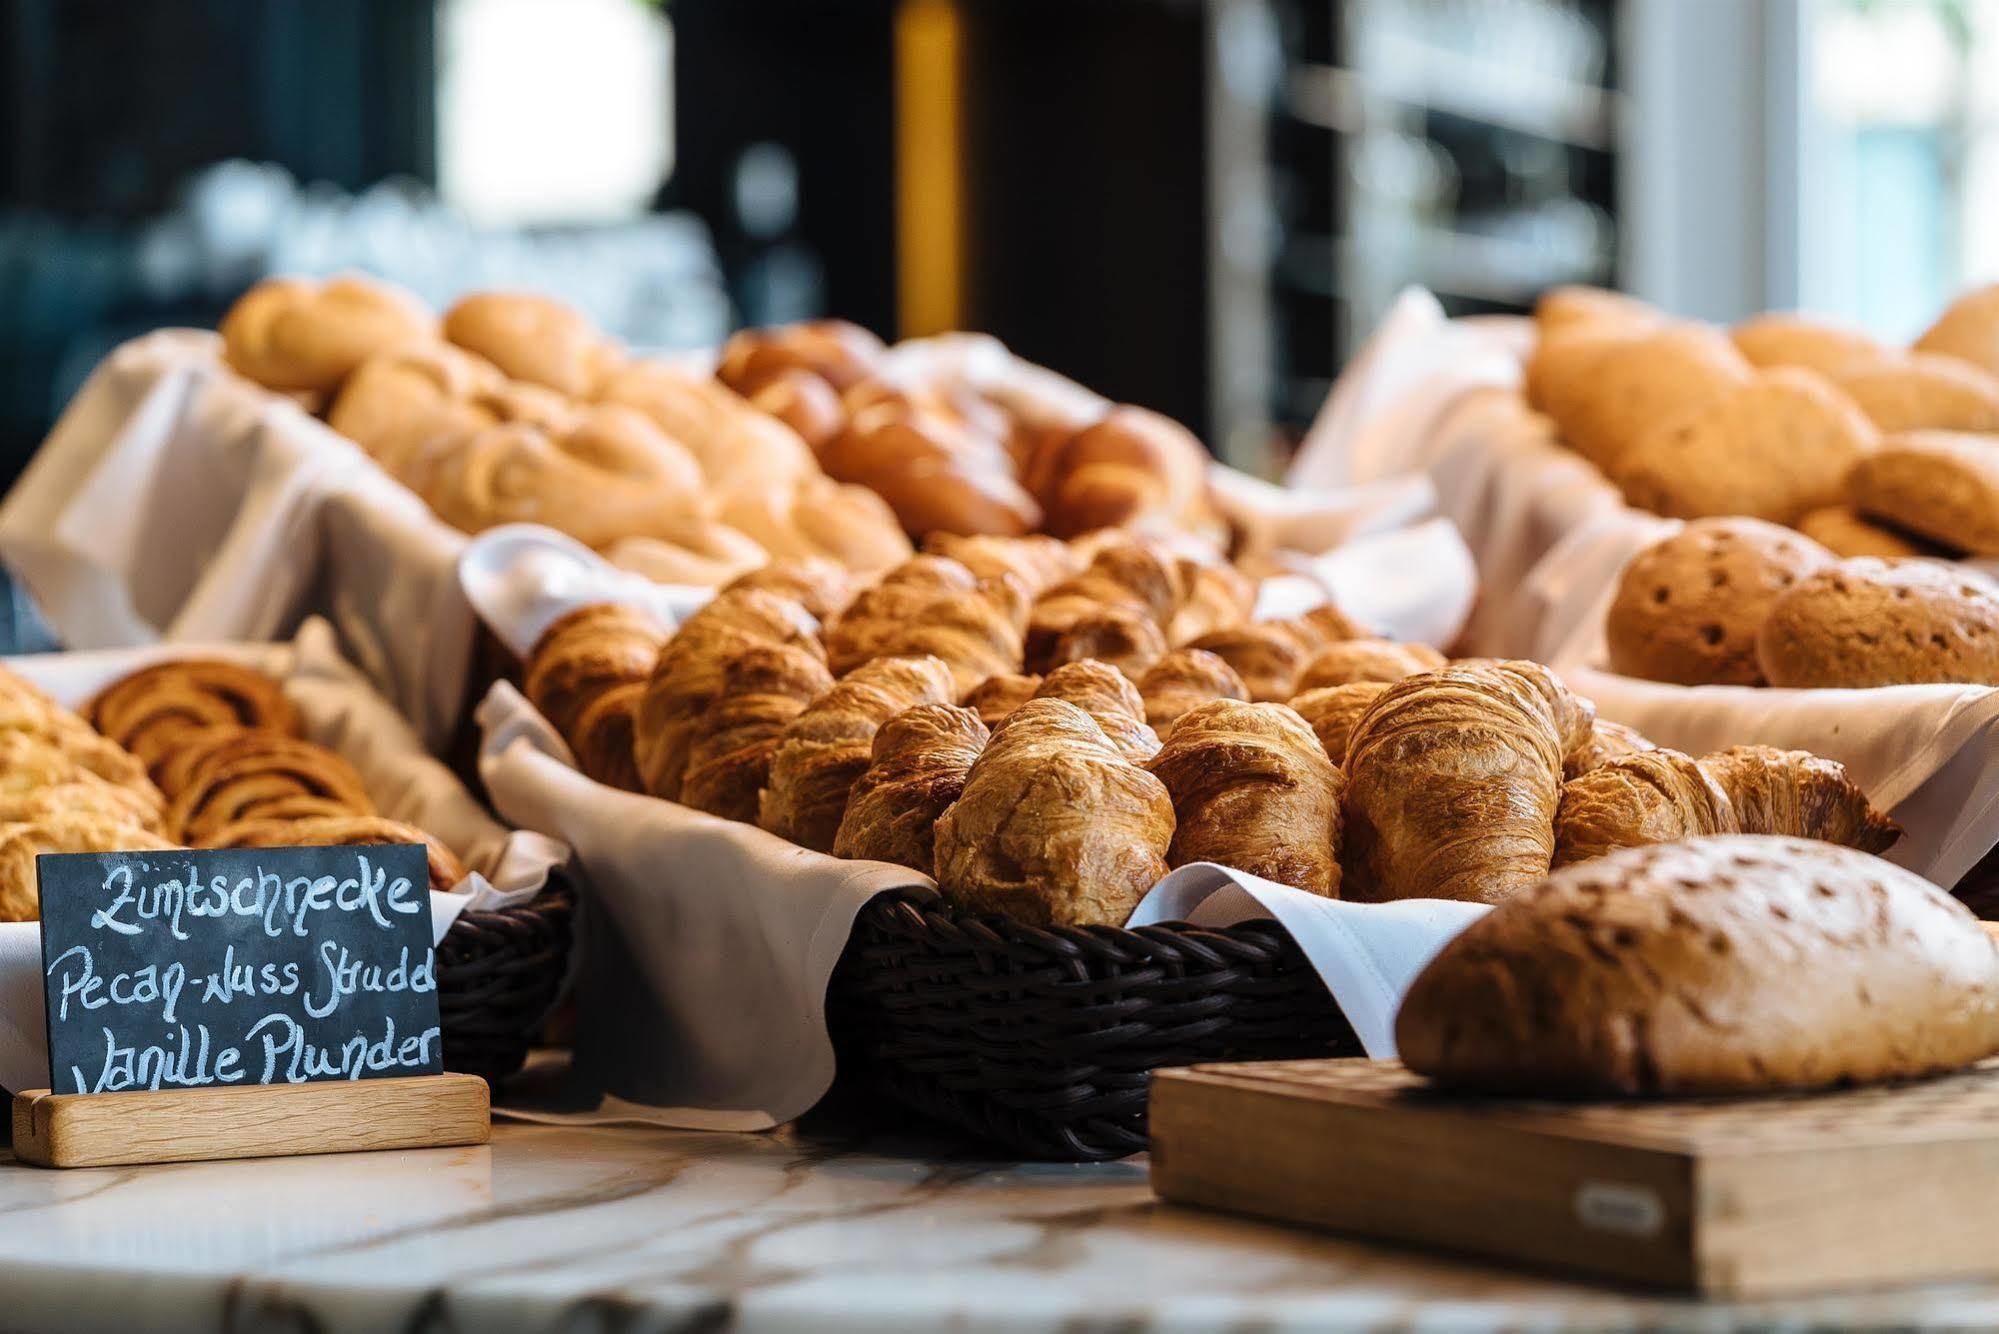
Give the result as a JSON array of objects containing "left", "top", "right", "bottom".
[
  {"left": 220, "top": 275, "right": 436, "bottom": 393},
  {"left": 1395, "top": 835, "right": 1999, "bottom": 1096},
  {"left": 1756, "top": 558, "right": 1999, "bottom": 688},
  {"left": 1605, "top": 518, "right": 1834, "bottom": 686},
  {"left": 1729, "top": 313, "right": 1882, "bottom": 375}
]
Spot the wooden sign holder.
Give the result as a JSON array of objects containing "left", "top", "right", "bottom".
[{"left": 12, "top": 1073, "right": 490, "bottom": 1168}]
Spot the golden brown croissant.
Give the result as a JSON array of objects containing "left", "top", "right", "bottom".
[
  {"left": 1024, "top": 538, "right": 1184, "bottom": 675},
  {"left": 1167, "top": 562, "right": 1258, "bottom": 647},
  {"left": 88, "top": 659, "right": 301, "bottom": 783},
  {"left": 824, "top": 556, "right": 1028, "bottom": 694},
  {"left": 933, "top": 698, "right": 1174, "bottom": 927},
  {"left": 1566, "top": 719, "right": 1656, "bottom": 779},
  {"left": 1552, "top": 750, "right": 1738, "bottom": 868},
  {"left": 1146, "top": 700, "right": 1343, "bottom": 895},
  {"left": 570, "top": 680, "right": 646, "bottom": 792},
  {"left": 679, "top": 642, "right": 835, "bottom": 823},
  {"left": 961, "top": 672, "right": 1043, "bottom": 727},
  {"left": 1342, "top": 662, "right": 1594, "bottom": 903},
  {"left": 524, "top": 604, "right": 666, "bottom": 739},
  {"left": 721, "top": 558, "right": 859, "bottom": 623},
  {"left": 632, "top": 589, "right": 824, "bottom": 801},
  {"left": 1699, "top": 745, "right": 1901, "bottom": 855},
  {"left": 832, "top": 703, "right": 990, "bottom": 871},
  {"left": 1286, "top": 682, "right": 1386, "bottom": 767},
  {"left": 715, "top": 474, "right": 914, "bottom": 578},
  {"left": 1024, "top": 406, "right": 1219, "bottom": 540},
  {"left": 819, "top": 406, "right": 1041, "bottom": 539},
  {"left": 1139, "top": 649, "right": 1248, "bottom": 741},
  {"left": 1293, "top": 639, "right": 1446, "bottom": 692},
  {"left": 1184, "top": 604, "right": 1367, "bottom": 702},
  {"left": 923, "top": 533, "right": 1082, "bottom": 595},
  {"left": 198, "top": 815, "right": 468, "bottom": 893},
  {"left": 1030, "top": 660, "right": 1160, "bottom": 762},
  {"left": 165, "top": 731, "right": 375, "bottom": 845},
  {"left": 758, "top": 655, "right": 958, "bottom": 851},
  {"left": 0, "top": 815, "right": 178, "bottom": 922},
  {"left": 715, "top": 319, "right": 884, "bottom": 397}
]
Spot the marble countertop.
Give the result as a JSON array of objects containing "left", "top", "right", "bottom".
[{"left": 2, "top": 1114, "right": 1999, "bottom": 1333}]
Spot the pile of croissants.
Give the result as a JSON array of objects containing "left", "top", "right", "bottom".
[
  {"left": 0, "top": 658, "right": 468, "bottom": 920},
  {"left": 218, "top": 276, "right": 1228, "bottom": 587},
  {"left": 525, "top": 532, "right": 1901, "bottom": 927}
]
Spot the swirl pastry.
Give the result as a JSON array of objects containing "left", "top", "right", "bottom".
[
  {"left": 88, "top": 659, "right": 301, "bottom": 782},
  {"left": 165, "top": 731, "right": 375, "bottom": 845},
  {"left": 0, "top": 816, "right": 177, "bottom": 922},
  {"left": 198, "top": 815, "right": 468, "bottom": 894}
]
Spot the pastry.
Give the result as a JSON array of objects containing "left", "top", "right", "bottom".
[
  {"left": 0, "top": 816, "right": 177, "bottom": 923},
  {"left": 961, "top": 672, "right": 1042, "bottom": 727},
  {"left": 832, "top": 703, "right": 990, "bottom": 872},
  {"left": 198, "top": 815, "right": 468, "bottom": 893},
  {"left": 632, "top": 588, "right": 824, "bottom": 801},
  {"left": 1825, "top": 352, "right": 1999, "bottom": 433},
  {"left": 1395, "top": 835, "right": 1999, "bottom": 1095},
  {"left": 1139, "top": 649, "right": 1249, "bottom": 741},
  {"left": 819, "top": 405, "right": 1041, "bottom": 538},
  {"left": 1553, "top": 750, "right": 1736, "bottom": 868},
  {"left": 1293, "top": 639, "right": 1446, "bottom": 692},
  {"left": 326, "top": 343, "right": 507, "bottom": 466},
  {"left": 1608, "top": 369, "right": 1878, "bottom": 524},
  {"left": 1025, "top": 406, "right": 1218, "bottom": 540},
  {"left": 923, "top": 533, "right": 1081, "bottom": 595},
  {"left": 1916, "top": 283, "right": 1999, "bottom": 376},
  {"left": 720, "top": 558, "right": 859, "bottom": 623},
  {"left": 933, "top": 698, "right": 1174, "bottom": 928},
  {"left": 1146, "top": 700, "right": 1343, "bottom": 895},
  {"left": 1699, "top": 745, "right": 1900, "bottom": 853},
  {"left": 1848, "top": 431, "right": 1999, "bottom": 556},
  {"left": 1342, "top": 662, "right": 1593, "bottom": 904},
  {"left": 715, "top": 475, "right": 914, "bottom": 578},
  {"left": 1527, "top": 322, "right": 1751, "bottom": 471},
  {"left": 557, "top": 404, "right": 707, "bottom": 492},
  {"left": 1533, "top": 286, "right": 1660, "bottom": 336},
  {"left": 1024, "top": 537, "right": 1187, "bottom": 676},
  {"left": 1286, "top": 682, "right": 1386, "bottom": 767},
  {"left": 759, "top": 654, "right": 957, "bottom": 851},
  {"left": 679, "top": 642, "right": 835, "bottom": 823},
  {"left": 1183, "top": 605, "right": 1367, "bottom": 702},
  {"left": 441, "top": 291, "right": 620, "bottom": 398},
  {"left": 524, "top": 604, "right": 665, "bottom": 739},
  {"left": 1166, "top": 562, "right": 1257, "bottom": 647},
  {"left": 600, "top": 531, "right": 769, "bottom": 589},
  {"left": 1795, "top": 505, "right": 1956, "bottom": 560},
  {"left": 1566, "top": 718, "right": 1656, "bottom": 778},
  {"left": 1729, "top": 313, "right": 1882, "bottom": 375},
  {"left": 1756, "top": 558, "right": 1999, "bottom": 687},
  {"left": 164, "top": 731, "right": 375, "bottom": 845},
  {"left": 0, "top": 731, "right": 165, "bottom": 833},
  {"left": 570, "top": 680, "right": 646, "bottom": 792},
  {"left": 0, "top": 782, "right": 167, "bottom": 834},
  {"left": 747, "top": 369, "right": 846, "bottom": 450},
  {"left": 715, "top": 319, "right": 885, "bottom": 397},
  {"left": 595, "top": 359, "right": 819, "bottom": 497},
  {"left": 219, "top": 274, "right": 436, "bottom": 393},
  {"left": 1604, "top": 518, "right": 1834, "bottom": 686},
  {"left": 89, "top": 656, "right": 305, "bottom": 786},
  {"left": 824, "top": 556, "right": 1028, "bottom": 694},
  {"left": 1030, "top": 660, "right": 1160, "bottom": 762}
]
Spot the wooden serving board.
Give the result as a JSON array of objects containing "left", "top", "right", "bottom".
[{"left": 1150, "top": 1057, "right": 1999, "bottom": 1297}]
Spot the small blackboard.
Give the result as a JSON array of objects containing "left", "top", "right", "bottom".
[{"left": 37, "top": 844, "right": 442, "bottom": 1096}]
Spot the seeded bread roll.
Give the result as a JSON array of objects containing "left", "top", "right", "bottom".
[
  {"left": 1605, "top": 518, "right": 1834, "bottom": 686},
  {"left": 1795, "top": 505, "right": 1956, "bottom": 561},
  {"left": 1848, "top": 431, "right": 1999, "bottom": 556},
  {"left": 1395, "top": 835, "right": 1999, "bottom": 1096},
  {"left": 1756, "top": 558, "right": 1999, "bottom": 688}
]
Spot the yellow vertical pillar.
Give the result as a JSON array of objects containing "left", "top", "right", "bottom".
[{"left": 894, "top": 0, "right": 965, "bottom": 337}]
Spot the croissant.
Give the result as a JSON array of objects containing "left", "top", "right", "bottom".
[
  {"left": 1024, "top": 538, "right": 1184, "bottom": 675},
  {"left": 1168, "top": 563, "right": 1258, "bottom": 647},
  {"left": 824, "top": 556, "right": 1028, "bottom": 694},
  {"left": 1342, "top": 662, "right": 1594, "bottom": 903},
  {"left": 715, "top": 319, "right": 885, "bottom": 397},
  {"left": 716, "top": 474, "right": 914, "bottom": 578},
  {"left": 1185, "top": 604, "right": 1367, "bottom": 702},
  {"left": 1552, "top": 750, "right": 1738, "bottom": 868},
  {"left": 832, "top": 703, "right": 990, "bottom": 871},
  {"left": 1699, "top": 745, "right": 1901, "bottom": 854},
  {"left": 165, "top": 731, "right": 375, "bottom": 845},
  {"left": 524, "top": 604, "right": 666, "bottom": 739},
  {"left": 1146, "top": 700, "right": 1343, "bottom": 895},
  {"left": 198, "top": 815, "right": 468, "bottom": 893},
  {"left": 923, "top": 533, "right": 1082, "bottom": 595},
  {"left": 933, "top": 698, "right": 1174, "bottom": 927},
  {"left": 1025, "top": 406, "right": 1218, "bottom": 540},
  {"left": 679, "top": 643, "right": 835, "bottom": 823},
  {"left": 1294, "top": 639, "right": 1446, "bottom": 692},
  {"left": 595, "top": 359, "right": 818, "bottom": 497},
  {"left": 632, "top": 589, "right": 824, "bottom": 801},
  {"left": 961, "top": 672, "right": 1042, "bottom": 727},
  {"left": 88, "top": 659, "right": 301, "bottom": 783},
  {"left": 1030, "top": 660, "right": 1160, "bottom": 762},
  {"left": 600, "top": 531, "right": 769, "bottom": 589},
  {"left": 0, "top": 816, "right": 178, "bottom": 922},
  {"left": 721, "top": 558, "right": 858, "bottom": 623},
  {"left": 570, "top": 680, "right": 646, "bottom": 791},
  {"left": 1139, "top": 649, "right": 1248, "bottom": 741},
  {"left": 1566, "top": 719, "right": 1656, "bottom": 779},
  {"left": 819, "top": 406, "right": 1041, "bottom": 539},
  {"left": 758, "top": 655, "right": 958, "bottom": 851},
  {"left": 1286, "top": 683, "right": 1386, "bottom": 767}
]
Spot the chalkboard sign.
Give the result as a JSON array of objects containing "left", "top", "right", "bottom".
[{"left": 38, "top": 844, "right": 442, "bottom": 1096}]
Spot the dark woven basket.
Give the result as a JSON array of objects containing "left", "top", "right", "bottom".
[
  {"left": 435, "top": 870, "right": 576, "bottom": 1084},
  {"left": 827, "top": 891, "right": 1360, "bottom": 1161}
]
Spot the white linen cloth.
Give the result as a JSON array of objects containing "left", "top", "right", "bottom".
[
  {"left": 477, "top": 681, "right": 1488, "bottom": 1129},
  {"left": 0, "top": 617, "right": 568, "bottom": 1093}
]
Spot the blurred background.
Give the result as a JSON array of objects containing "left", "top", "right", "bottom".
[{"left": 0, "top": 0, "right": 1989, "bottom": 481}]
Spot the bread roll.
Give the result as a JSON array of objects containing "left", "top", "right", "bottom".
[
  {"left": 1757, "top": 558, "right": 1999, "bottom": 687},
  {"left": 1916, "top": 283, "right": 1999, "bottom": 376},
  {"left": 1396, "top": 835, "right": 1999, "bottom": 1095},
  {"left": 716, "top": 319, "right": 884, "bottom": 397},
  {"left": 832, "top": 703, "right": 989, "bottom": 872},
  {"left": 1825, "top": 352, "right": 1999, "bottom": 434},
  {"left": 595, "top": 360, "right": 818, "bottom": 498},
  {"left": 716, "top": 475, "right": 914, "bottom": 578},
  {"left": 1795, "top": 505, "right": 1956, "bottom": 560},
  {"left": 220, "top": 274, "right": 436, "bottom": 393},
  {"left": 1729, "top": 313, "right": 1882, "bottom": 375},
  {"left": 748, "top": 369, "right": 847, "bottom": 450},
  {"left": 1533, "top": 286, "right": 1660, "bottom": 337},
  {"left": 441, "top": 291, "right": 619, "bottom": 398},
  {"left": 327, "top": 344, "right": 505, "bottom": 464},
  {"left": 1527, "top": 323, "right": 1750, "bottom": 470},
  {"left": 1027, "top": 406, "right": 1217, "bottom": 539},
  {"left": 1848, "top": 430, "right": 1999, "bottom": 556}
]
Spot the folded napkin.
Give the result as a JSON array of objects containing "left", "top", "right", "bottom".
[{"left": 0, "top": 618, "right": 569, "bottom": 1093}]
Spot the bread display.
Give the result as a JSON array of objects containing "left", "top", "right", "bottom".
[
  {"left": 1395, "top": 836, "right": 1999, "bottom": 1095},
  {"left": 1030, "top": 660, "right": 1160, "bottom": 763},
  {"left": 932, "top": 698, "right": 1174, "bottom": 927},
  {"left": 1286, "top": 682, "right": 1386, "bottom": 767},
  {"left": 1138, "top": 649, "right": 1248, "bottom": 740},
  {"left": 1756, "top": 558, "right": 1999, "bottom": 688},
  {"left": 758, "top": 654, "right": 958, "bottom": 852},
  {"left": 679, "top": 643, "right": 835, "bottom": 823},
  {"left": 1605, "top": 518, "right": 1834, "bottom": 686},
  {"left": 1146, "top": 700, "right": 1343, "bottom": 895},
  {"left": 1342, "top": 662, "right": 1593, "bottom": 904},
  {"left": 1293, "top": 639, "right": 1447, "bottom": 692},
  {"left": 221, "top": 274, "right": 435, "bottom": 393},
  {"left": 832, "top": 703, "right": 989, "bottom": 871},
  {"left": 823, "top": 556, "right": 1028, "bottom": 694},
  {"left": 1847, "top": 431, "right": 1999, "bottom": 556}
]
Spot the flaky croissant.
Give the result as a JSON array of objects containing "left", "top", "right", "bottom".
[
  {"left": 1024, "top": 406, "right": 1219, "bottom": 540},
  {"left": 721, "top": 558, "right": 859, "bottom": 623},
  {"left": 1552, "top": 750, "right": 1737, "bottom": 868},
  {"left": 1293, "top": 639, "right": 1446, "bottom": 692},
  {"left": 1024, "top": 538, "right": 1184, "bottom": 676},
  {"left": 1185, "top": 604, "right": 1368, "bottom": 702},
  {"left": 1167, "top": 563, "right": 1258, "bottom": 647},
  {"left": 524, "top": 604, "right": 666, "bottom": 739},
  {"left": 824, "top": 556, "right": 1028, "bottom": 694},
  {"left": 679, "top": 643, "right": 835, "bottom": 823},
  {"left": 1567, "top": 719, "right": 1656, "bottom": 779},
  {"left": 759, "top": 654, "right": 958, "bottom": 851},
  {"left": 819, "top": 406, "right": 1041, "bottom": 538},
  {"left": 632, "top": 589, "right": 824, "bottom": 801},
  {"left": 933, "top": 698, "right": 1175, "bottom": 928},
  {"left": 571, "top": 680, "right": 646, "bottom": 791},
  {"left": 1146, "top": 700, "right": 1343, "bottom": 895},
  {"left": 832, "top": 703, "right": 990, "bottom": 871},
  {"left": 1699, "top": 745, "right": 1901, "bottom": 854},
  {"left": 1286, "top": 682, "right": 1386, "bottom": 767},
  {"left": 1030, "top": 660, "right": 1160, "bottom": 762},
  {"left": 1139, "top": 649, "right": 1248, "bottom": 741},
  {"left": 923, "top": 533, "right": 1081, "bottom": 595},
  {"left": 1342, "top": 662, "right": 1594, "bottom": 903}
]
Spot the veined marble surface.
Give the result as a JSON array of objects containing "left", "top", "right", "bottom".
[{"left": 0, "top": 1115, "right": 1997, "bottom": 1332}]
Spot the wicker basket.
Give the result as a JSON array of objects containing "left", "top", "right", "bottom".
[
  {"left": 827, "top": 891, "right": 1359, "bottom": 1161},
  {"left": 435, "top": 871, "right": 576, "bottom": 1084}
]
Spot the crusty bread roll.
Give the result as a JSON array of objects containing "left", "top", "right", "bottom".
[
  {"left": 1527, "top": 322, "right": 1751, "bottom": 471},
  {"left": 832, "top": 703, "right": 989, "bottom": 872},
  {"left": 1916, "top": 282, "right": 1999, "bottom": 377},
  {"left": 441, "top": 291, "right": 621, "bottom": 398},
  {"left": 596, "top": 360, "right": 819, "bottom": 498},
  {"left": 220, "top": 274, "right": 436, "bottom": 393},
  {"left": 715, "top": 475, "right": 914, "bottom": 577},
  {"left": 327, "top": 344, "right": 506, "bottom": 466},
  {"left": 1395, "top": 835, "right": 1999, "bottom": 1095},
  {"left": 1848, "top": 430, "right": 1999, "bottom": 556},
  {"left": 1533, "top": 285, "right": 1660, "bottom": 338},
  {"left": 1756, "top": 558, "right": 1999, "bottom": 687}
]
